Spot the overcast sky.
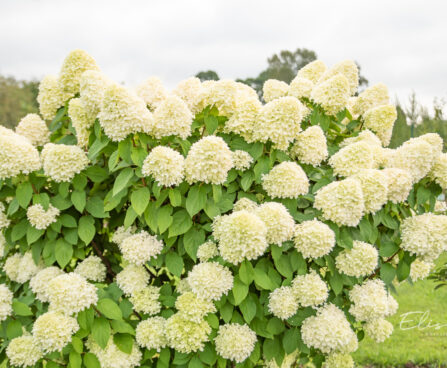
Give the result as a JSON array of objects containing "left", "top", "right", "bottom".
[{"left": 1, "top": 0, "right": 446, "bottom": 111}]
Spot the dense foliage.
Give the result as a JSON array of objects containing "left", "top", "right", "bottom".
[{"left": 1, "top": 50, "right": 447, "bottom": 368}]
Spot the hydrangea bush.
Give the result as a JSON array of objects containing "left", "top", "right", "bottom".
[{"left": 0, "top": 50, "right": 446, "bottom": 368}]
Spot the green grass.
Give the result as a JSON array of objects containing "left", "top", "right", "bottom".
[{"left": 354, "top": 255, "right": 447, "bottom": 367}]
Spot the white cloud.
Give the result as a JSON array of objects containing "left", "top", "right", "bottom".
[{"left": 0, "top": 0, "right": 446, "bottom": 110}]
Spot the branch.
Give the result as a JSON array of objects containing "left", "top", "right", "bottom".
[{"left": 368, "top": 249, "right": 401, "bottom": 280}]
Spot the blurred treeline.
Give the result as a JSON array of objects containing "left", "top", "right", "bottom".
[
  {"left": 0, "top": 75, "right": 39, "bottom": 129},
  {"left": 0, "top": 48, "right": 445, "bottom": 149}
]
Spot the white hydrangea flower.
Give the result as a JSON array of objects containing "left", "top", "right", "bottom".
[
  {"left": 297, "top": 60, "right": 327, "bottom": 83},
  {"left": 336, "top": 241, "right": 378, "bottom": 277},
  {"left": 196, "top": 79, "right": 239, "bottom": 116},
  {"left": 68, "top": 98, "right": 94, "bottom": 147},
  {"left": 301, "top": 304, "right": 358, "bottom": 354},
  {"left": 41, "top": 143, "right": 89, "bottom": 182},
  {"left": 416, "top": 133, "right": 443, "bottom": 156},
  {"left": 30, "top": 267, "right": 64, "bottom": 302},
  {"left": 212, "top": 210, "right": 268, "bottom": 264},
  {"left": 262, "top": 161, "right": 309, "bottom": 199},
  {"left": 294, "top": 220, "right": 335, "bottom": 259},
  {"left": 224, "top": 96, "right": 261, "bottom": 142},
  {"left": 363, "top": 105, "right": 397, "bottom": 146},
  {"left": 136, "top": 76, "right": 168, "bottom": 110},
  {"left": 311, "top": 74, "right": 350, "bottom": 115},
  {"left": 289, "top": 77, "right": 314, "bottom": 99},
  {"left": 172, "top": 77, "right": 202, "bottom": 112},
  {"left": 111, "top": 225, "right": 136, "bottom": 246},
  {"left": 136, "top": 317, "right": 168, "bottom": 352},
  {"left": 0, "top": 232, "right": 5, "bottom": 258},
  {"left": 0, "top": 126, "right": 41, "bottom": 180},
  {"left": 184, "top": 136, "right": 233, "bottom": 185},
  {"left": 165, "top": 313, "right": 211, "bottom": 353},
  {"left": 318, "top": 60, "right": 359, "bottom": 96},
  {"left": 197, "top": 241, "right": 219, "bottom": 262},
  {"left": 233, "top": 197, "right": 258, "bottom": 212},
  {"left": 430, "top": 153, "right": 447, "bottom": 190},
  {"left": 290, "top": 125, "right": 328, "bottom": 166},
  {"left": 58, "top": 49, "right": 99, "bottom": 97},
  {"left": 87, "top": 336, "right": 142, "bottom": 368},
  {"left": 265, "top": 350, "right": 299, "bottom": 368},
  {"left": 6, "top": 335, "right": 43, "bottom": 367},
  {"left": 0, "top": 203, "right": 11, "bottom": 229},
  {"left": 410, "top": 258, "right": 435, "bottom": 281},
  {"left": 142, "top": 146, "right": 185, "bottom": 186},
  {"left": 328, "top": 141, "right": 374, "bottom": 177},
  {"left": 364, "top": 318, "right": 394, "bottom": 343},
  {"left": 37, "top": 75, "right": 69, "bottom": 121},
  {"left": 116, "top": 264, "right": 149, "bottom": 296},
  {"left": 352, "top": 83, "right": 389, "bottom": 116},
  {"left": 255, "top": 202, "right": 295, "bottom": 245},
  {"left": 263, "top": 79, "right": 289, "bottom": 102},
  {"left": 268, "top": 286, "right": 299, "bottom": 320},
  {"left": 15, "top": 114, "right": 50, "bottom": 146},
  {"left": 74, "top": 255, "right": 106, "bottom": 282},
  {"left": 400, "top": 213, "right": 447, "bottom": 261},
  {"left": 352, "top": 169, "right": 388, "bottom": 214},
  {"left": 119, "top": 231, "right": 164, "bottom": 266},
  {"left": 176, "top": 278, "right": 192, "bottom": 294},
  {"left": 4, "top": 252, "right": 42, "bottom": 283},
  {"left": 80, "top": 70, "right": 111, "bottom": 119},
  {"left": 33, "top": 311, "right": 79, "bottom": 353},
  {"left": 314, "top": 178, "right": 365, "bottom": 227},
  {"left": 187, "top": 262, "right": 233, "bottom": 301},
  {"left": 382, "top": 168, "right": 413, "bottom": 203},
  {"left": 388, "top": 139, "right": 436, "bottom": 183},
  {"left": 349, "top": 279, "right": 398, "bottom": 322},
  {"left": 27, "top": 204, "right": 60, "bottom": 230},
  {"left": 253, "top": 96, "right": 304, "bottom": 150},
  {"left": 0, "top": 284, "right": 13, "bottom": 321},
  {"left": 231, "top": 150, "right": 253, "bottom": 171},
  {"left": 292, "top": 271, "right": 328, "bottom": 307},
  {"left": 152, "top": 95, "right": 193, "bottom": 139},
  {"left": 48, "top": 273, "right": 98, "bottom": 315},
  {"left": 340, "top": 129, "right": 386, "bottom": 168},
  {"left": 323, "top": 353, "right": 354, "bottom": 368},
  {"left": 435, "top": 200, "right": 447, "bottom": 213},
  {"left": 99, "top": 83, "right": 154, "bottom": 141},
  {"left": 175, "top": 291, "right": 216, "bottom": 323},
  {"left": 214, "top": 323, "right": 257, "bottom": 363},
  {"left": 129, "top": 286, "right": 161, "bottom": 315}
]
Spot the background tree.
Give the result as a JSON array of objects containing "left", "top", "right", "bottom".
[
  {"left": 195, "top": 70, "right": 219, "bottom": 82},
  {"left": 0, "top": 75, "right": 39, "bottom": 129}
]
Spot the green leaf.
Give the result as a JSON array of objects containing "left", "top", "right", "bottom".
[
  {"left": 169, "top": 210, "right": 193, "bottom": 237},
  {"left": 232, "top": 276, "right": 249, "bottom": 305},
  {"left": 113, "top": 333, "right": 133, "bottom": 354},
  {"left": 157, "top": 206, "right": 173, "bottom": 234},
  {"left": 380, "top": 263, "right": 396, "bottom": 285},
  {"left": 199, "top": 344, "right": 217, "bottom": 366},
  {"left": 240, "top": 171, "right": 255, "bottom": 191},
  {"left": 83, "top": 353, "right": 101, "bottom": 368},
  {"left": 204, "top": 115, "right": 218, "bottom": 134},
  {"left": 86, "top": 196, "right": 108, "bottom": 218},
  {"left": 165, "top": 252, "right": 184, "bottom": 277},
  {"left": 97, "top": 298, "right": 123, "bottom": 320},
  {"left": 283, "top": 328, "right": 300, "bottom": 354},
  {"left": 212, "top": 185, "right": 222, "bottom": 203},
  {"left": 169, "top": 188, "right": 182, "bottom": 207},
  {"left": 69, "top": 351, "right": 82, "bottom": 368},
  {"left": 55, "top": 238, "right": 73, "bottom": 268},
  {"left": 124, "top": 207, "right": 138, "bottom": 228},
  {"left": 329, "top": 271, "right": 343, "bottom": 295},
  {"left": 60, "top": 214, "right": 77, "bottom": 228},
  {"left": 16, "top": 182, "right": 33, "bottom": 208},
  {"left": 263, "top": 338, "right": 281, "bottom": 361},
  {"left": 92, "top": 317, "right": 110, "bottom": 349},
  {"left": 11, "top": 219, "right": 28, "bottom": 242},
  {"left": 78, "top": 216, "right": 96, "bottom": 244},
  {"left": 267, "top": 317, "right": 285, "bottom": 335},
  {"left": 183, "top": 227, "right": 205, "bottom": 261},
  {"left": 273, "top": 254, "right": 293, "bottom": 279},
  {"left": 6, "top": 320, "right": 22, "bottom": 339},
  {"left": 239, "top": 261, "right": 254, "bottom": 285},
  {"left": 131, "top": 187, "right": 150, "bottom": 216},
  {"left": 12, "top": 300, "right": 32, "bottom": 316},
  {"left": 253, "top": 267, "right": 275, "bottom": 290},
  {"left": 239, "top": 294, "right": 256, "bottom": 323},
  {"left": 220, "top": 303, "right": 233, "bottom": 323},
  {"left": 110, "top": 320, "right": 135, "bottom": 335},
  {"left": 71, "top": 190, "right": 87, "bottom": 213},
  {"left": 417, "top": 185, "right": 431, "bottom": 205},
  {"left": 113, "top": 167, "right": 134, "bottom": 196},
  {"left": 26, "top": 225, "right": 44, "bottom": 244},
  {"left": 72, "top": 336, "right": 84, "bottom": 353},
  {"left": 85, "top": 166, "right": 109, "bottom": 183},
  {"left": 186, "top": 186, "right": 207, "bottom": 217}
]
